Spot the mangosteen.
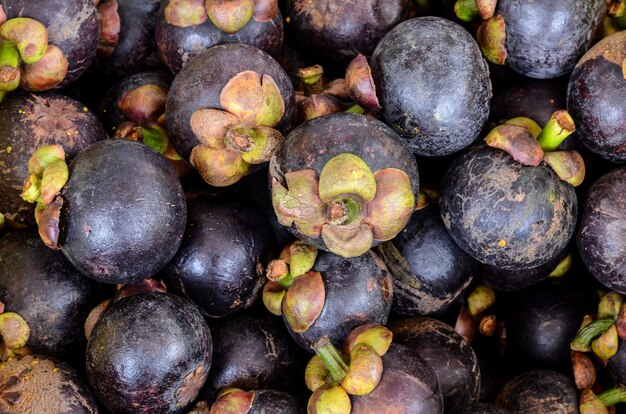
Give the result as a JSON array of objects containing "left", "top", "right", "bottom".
[
  {"left": 162, "top": 194, "right": 275, "bottom": 318},
  {"left": 269, "top": 112, "right": 419, "bottom": 258},
  {"left": 210, "top": 389, "right": 306, "bottom": 414},
  {"left": 389, "top": 317, "right": 480, "bottom": 411},
  {"left": 495, "top": 370, "right": 578, "bottom": 413},
  {"left": 450, "top": 403, "right": 510, "bottom": 414},
  {"left": 0, "top": 230, "right": 107, "bottom": 362},
  {"left": 476, "top": 0, "right": 605, "bottom": 79},
  {"left": 347, "top": 16, "right": 491, "bottom": 157},
  {"left": 30, "top": 139, "right": 187, "bottom": 284},
  {"left": 0, "top": 93, "right": 106, "bottom": 225},
  {"left": 0, "top": 0, "right": 100, "bottom": 91},
  {"left": 200, "top": 314, "right": 302, "bottom": 400},
  {"left": 293, "top": 65, "right": 353, "bottom": 124},
  {"left": 378, "top": 204, "right": 476, "bottom": 316},
  {"left": 96, "top": 0, "right": 162, "bottom": 77},
  {"left": 166, "top": 43, "right": 296, "bottom": 187},
  {"left": 577, "top": 167, "right": 626, "bottom": 293},
  {"left": 284, "top": 0, "right": 416, "bottom": 65},
  {"left": 86, "top": 292, "right": 212, "bottom": 414},
  {"left": 567, "top": 31, "right": 626, "bottom": 163},
  {"left": 156, "top": 0, "right": 283, "bottom": 74},
  {"left": 0, "top": 354, "right": 98, "bottom": 413}
]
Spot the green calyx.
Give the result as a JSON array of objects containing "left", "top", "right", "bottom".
[
  {"left": 0, "top": 311, "right": 30, "bottom": 361},
  {"left": 599, "top": 384, "right": 626, "bottom": 407},
  {"left": 504, "top": 117, "right": 542, "bottom": 138},
  {"left": 0, "top": 17, "right": 49, "bottom": 64},
  {"left": 138, "top": 125, "right": 169, "bottom": 154},
  {"left": 599, "top": 292, "right": 623, "bottom": 320},
  {"left": 210, "top": 388, "right": 255, "bottom": 414},
  {"left": 266, "top": 241, "right": 317, "bottom": 288},
  {"left": 319, "top": 153, "right": 376, "bottom": 203},
  {"left": 537, "top": 110, "right": 576, "bottom": 151},
  {"left": 454, "top": 0, "right": 480, "bottom": 22},
  {"left": 345, "top": 104, "right": 365, "bottom": 114},
  {"left": 467, "top": 284, "right": 496, "bottom": 316},
  {"left": 477, "top": 15, "right": 507, "bottom": 65},
  {"left": 549, "top": 252, "right": 573, "bottom": 278},
  {"left": 580, "top": 389, "right": 608, "bottom": 414},
  {"left": 606, "top": 0, "right": 625, "bottom": 17},
  {"left": 571, "top": 318, "right": 615, "bottom": 352},
  {"left": 0, "top": 40, "right": 20, "bottom": 92}
]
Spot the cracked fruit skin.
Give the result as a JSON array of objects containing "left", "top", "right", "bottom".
[
  {"left": 370, "top": 16, "right": 491, "bottom": 157},
  {"left": 86, "top": 292, "right": 212, "bottom": 414},
  {"left": 439, "top": 144, "right": 577, "bottom": 271},
  {"left": 58, "top": 139, "right": 187, "bottom": 284},
  {"left": 269, "top": 112, "right": 419, "bottom": 255}
]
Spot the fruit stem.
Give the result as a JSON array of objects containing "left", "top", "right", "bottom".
[
  {"left": 454, "top": 0, "right": 480, "bottom": 22},
  {"left": 297, "top": 65, "right": 324, "bottom": 96},
  {"left": 312, "top": 336, "right": 350, "bottom": 383},
  {"left": 599, "top": 384, "right": 626, "bottom": 407},
  {"left": 537, "top": 110, "right": 576, "bottom": 151},
  {"left": 226, "top": 126, "right": 256, "bottom": 153},
  {"left": 571, "top": 317, "right": 615, "bottom": 352},
  {"left": 0, "top": 40, "right": 20, "bottom": 92},
  {"left": 328, "top": 198, "right": 361, "bottom": 226}
]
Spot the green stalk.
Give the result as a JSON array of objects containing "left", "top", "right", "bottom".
[
  {"left": 537, "top": 110, "right": 576, "bottom": 151},
  {"left": 312, "top": 336, "right": 350, "bottom": 383},
  {"left": 598, "top": 384, "right": 626, "bottom": 407},
  {"left": 571, "top": 318, "right": 615, "bottom": 352}
]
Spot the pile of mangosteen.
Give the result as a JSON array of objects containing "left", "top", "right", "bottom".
[{"left": 0, "top": 0, "right": 624, "bottom": 413}]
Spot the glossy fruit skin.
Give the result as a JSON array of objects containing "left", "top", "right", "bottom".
[
  {"left": 249, "top": 390, "right": 306, "bottom": 414},
  {"left": 0, "top": 93, "right": 106, "bottom": 225},
  {"left": 370, "top": 16, "right": 491, "bottom": 157},
  {"left": 86, "top": 292, "right": 212, "bottom": 414},
  {"left": 60, "top": 139, "right": 186, "bottom": 284},
  {"left": 439, "top": 145, "right": 578, "bottom": 270},
  {"left": 285, "top": 250, "right": 393, "bottom": 351},
  {"left": 166, "top": 43, "right": 296, "bottom": 161},
  {"left": 351, "top": 343, "right": 443, "bottom": 414},
  {"left": 390, "top": 317, "right": 480, "bottom": 411},
  {"left": 162, "top": 195, "right": 275, "bottom": 318},
  {"left": 284, "top": 0, "right": 415, "bottom": 64},
  {"left": 577, "top": 167, "right": 626, "bottom": 292},
  {"left": 0, "top": 230, "right": 106, "bottom": 362},
  {"left": 567, "top": 32, "right": 626, "bottom": 163},
  {"left": 156, "top": 0, "right": 283, "bottom": 74},
  {"left": 1, "top": 0, "right": 100, "bottom": 87}
]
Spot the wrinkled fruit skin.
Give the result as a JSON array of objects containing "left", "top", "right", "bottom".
[
  {"left": 439, "top": 145, "right": 578, "bottom": 270},
  {"left": 1, "top": 0, "right": 100, "bottom": 86},
  {"left": 166, "top": 43, "right": 295, "bottom": 160},
  {"left": 270, "top": 112, "right": 419, "bottom": 252},
  {"left": 390, "top": 317, "right": 480, "bottom": 411},
  {"left": 379, "top": 205, "right": 476, "bottom": 316},
  {"left": 497, "top": 0, "right": 605, "bottom": 79},
  {"left": 86, "top": 292, "right": 212, "bottom": 414},
  {"left": 351, "top": 343, "right": 444, "bottom": 414},
  {"left": 162, "top": 195, "right": 275, "bottom": 318},
  {"left": 577, "top": 167, "right": 626, "bottom": 293},
  {"left": 567, "top": 31, "right": 626, "bottom": 162},
  {"left": 59, "top": 139, "right": 186, "bottom": 284},
  {"left": 156, "top": 0, "right": 283, "bottom": 74},
  {"left": 370, "top": 16, "right": 491, "bottom": 157},
  {"left": 0, "top": 230, "right": 106, "bottom": 362},
  {"left": 285, "top": 250, "right": 393, "bottom": 351},
  {"left": 249, "top": 390, "right": 306, "bottom": 414},
  {"left": 495, "top": 370, "right": 578, "bottom": 413},
  {"left": 0, "top": 93, "right": 106, "bottom": 225},
  {"left": 285, "top": 0, "right": 415, "bottom": 64}
]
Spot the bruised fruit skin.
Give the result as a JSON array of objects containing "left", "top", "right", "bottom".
[
  {"left": 86, "top": 292, "right": 212, "bottom": 414},
  {"left": 390, "top": 317, "right": 480, "bottom": 411},
  {"left": 156, "top": 0, "right": 283, "bottom": 74},
  {"left": 0, "top": 354, "right": 98, "bottom": 413},
  {"left": 0, "top": 230, "right": 105, "bottom": 361},
  {"left": 567, "top": 31, "right": 626, "bottom": 163},
  {"left": 284, "top": 0, "right": 416, "bottom": 64},
  {"left": 0, "top": 93, "right": 106, "bottom": 225},
  {"left": 378, "top": 205, "right": 476, "bottom": 316},
  {"left": 55, "top": 139, "right": 187, "bottom": 284},
  {"left": 1, "top": 0, "right": 100, "bottom": 87},
  {"left": 350, "top": 343, "right": 443, "bottom": 414},
  {"left": 270, "top": 112, "right": 419, "bottom": 257},
  {"left": 439, "top": 144, "right": 578, "bottom": 270},
  {"left": 162, "top": 195, "right": 275, "bottom": 318},
  {"left": 495, "top": 370, "right": 578, "bottom": 414},
  {"left": 577, "top": 167, "right": 626, "bottom": 293},
  {"left": 369, "top": 16, "right": 491, "bottom": 157}
]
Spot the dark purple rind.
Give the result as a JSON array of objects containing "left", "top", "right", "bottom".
[
  {"left": 60, "top": 139, "right": 187, "bottom": 284},
  {"left": 284, "top": 0, "right": 415, "bottom": 64},
  {"left": 351, "top": 343, "right": 444, "bottom": 414},
  {"left": 285, "top": 250, "right": 393, "bottom": 351},
  {"left": 162, "top": 195, "right": 275, "bottom": 318},
  {"left": 370, "top": 16, "right": 492, "bottom": 157},
  {"left": 270, "top": 112, "right": 418, "bottom": 252},
  {"left": 497, "top": 0, "right": 605, "bottom": 79},
  {"left": 249, "top": 390, "right": 306, "bottom": 414},
  {"left": 166, "top": 43, "right": 295, "bottom": 160},
  {"left": 608, "top": 338, "right": 626, "bottom": 384},
  {"left": 390, "top": 317, "right": 480, "bottom": 411},
  {"left": 449, "top": 403, "right": 510, "bottom": 414},
  {"left": 156, "top": 0, "right": 283, "bottom": 74},
  {"left": 1, "top": 0, "right": 100, "bottom": 87},
  {"left": 495, "top": 370, "right": 578, "bottom": 413},
  {"left": 0, "top": 230, "right": 106, "bottom": 362},
  {"left": 86, "top": 292, "right": 212, "bottom": 414},
  {"left": 0, "top": 93, "right": 106, "bottom": 225},
  {"left": 439, "top": 144, "right": 578, "bottom": 270},
  {"left": 577, "top": 167, "right": 626, "bottom": 292}
]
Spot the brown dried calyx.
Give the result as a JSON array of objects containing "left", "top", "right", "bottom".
[
  {"left": 454, "top": 284, "right": 497, "bottom": 344},
  {"left": 164, "top": 0, "right": 279, "bottom": 31},
  {"left": 296, "top": 64, "right": 353, "bottom": 122},
  {"left": 189, "top": 70, "right": 285, "bottom": 187},
  {"left": 0, "top": 303, "right": 31, "bottom": 361}
]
